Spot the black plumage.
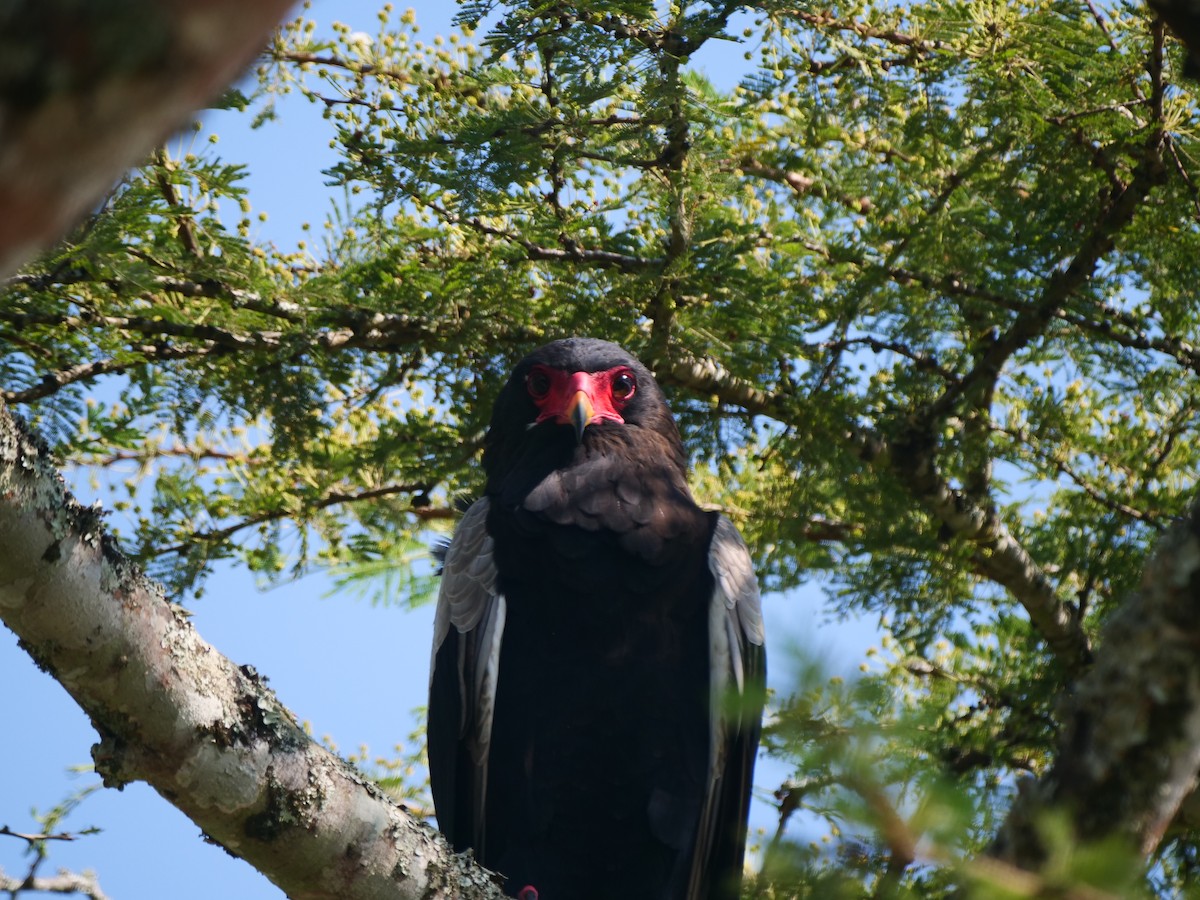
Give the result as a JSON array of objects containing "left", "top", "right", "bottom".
[{"left": 429, "top": 338, "right": 765, "bottom": 900}]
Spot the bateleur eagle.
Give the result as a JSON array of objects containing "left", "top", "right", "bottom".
[{"left": 429, "top": 338, "right": 766, "bottom": 900}]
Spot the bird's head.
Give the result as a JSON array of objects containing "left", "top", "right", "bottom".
[
  {"left": 482, "top": 338, "right": 685, "bottom": 488},
  {"left": 524, "top": 359, "right": 637, "bottom": 444}
]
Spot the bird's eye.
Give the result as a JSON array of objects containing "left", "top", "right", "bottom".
[
  {"left": 611, "top": 371, "right": 636, "bottom": 401},
  {"left": 526, "top": 368, "right": 551, "bottom": 400}
]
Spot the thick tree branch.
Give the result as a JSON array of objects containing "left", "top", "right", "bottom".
[
  {"left": 989, "top": 497, "right": 1200, "bottom": 868},
  {"left": 0, "top": 13, "right": 503, "bottom": 891},
  {"left": 662, "top": 352, "right": 783, "bottom": 416},
  {"left": 0, "top": 0, "right": 296, "bottom": 279},
  {"left": 850, "top": 40, "right": 1169, "bottom": 674},
  {"left": 0, "top": 402, "right": 505, "bottom": 900}
]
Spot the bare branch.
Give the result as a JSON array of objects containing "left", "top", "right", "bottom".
[
  {"left": 0, "top": 866, "right": 110, "bottom": 900},
  {"left": 737, "top": 157, "right": 874, "bottom": 214},
  {"left": 821, "top": 336, "right": 954, "bottom": 382},
  {"left": 773, "top": 6, "right": 950, "bottom": 55},
  {"left": 150, "top": 147, "right": 203, "bottom": 260},
  {"left": 0, "top": 826, "right": 78, "bottom": 845},
  {"left": 271, "top": 49, "right": 415, "bottom": 87},
  {"left": 423, "top": 199, "right": 663, "bottom": 270},
  {"left": 75, "top": 445, "right": 246, "bottom": 468}
]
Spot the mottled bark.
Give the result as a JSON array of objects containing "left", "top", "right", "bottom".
[
  {"left": 991, "top": 500, "right": 1200, "bottom": 867},
  {"left": 0, "top": 402, "right": 505, "bottom": 900}
]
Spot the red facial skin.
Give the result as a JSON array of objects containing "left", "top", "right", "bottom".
[{"left": 526, "top": 365, "right": 637, "bottom": 435}]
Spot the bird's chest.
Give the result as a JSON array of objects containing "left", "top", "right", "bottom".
[
  {"left": 495, "top": 516, "right": 707, "bottom": 648},
  {"left": 486, "top": 448, "right": 716, "bottom": 727},
  {"left": 488, "top": 483, "right": 714, "bottom": 686},
  {"left": 491, "top": 511, "right": 715, "bottom": 800}
]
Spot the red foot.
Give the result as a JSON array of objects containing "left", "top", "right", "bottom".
[{"left": 517, "top": 888, "right": 539, "bottom": 900}]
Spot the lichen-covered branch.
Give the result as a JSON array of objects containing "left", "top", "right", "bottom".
[
  {"left": 989, "top": 497, "right": 1200, "bottom": 867},
  {"left": 0, "top": 401, "right": 505, "bottom": 900}
]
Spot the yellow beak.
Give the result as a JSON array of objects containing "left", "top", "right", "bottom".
[{"left": 566, "top": 390, "right": 594, "bottom": 444}]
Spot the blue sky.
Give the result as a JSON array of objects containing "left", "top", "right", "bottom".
[{"left": 0, "top": 3, "right": 878, "bottom": 897}]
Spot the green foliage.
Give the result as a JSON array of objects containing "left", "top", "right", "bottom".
[
  {"left": 1, "top": 778, "right": 105, "bottom": 891},
  {"left": 4, "top": 0, "right": 1200, "bottom": 894}
]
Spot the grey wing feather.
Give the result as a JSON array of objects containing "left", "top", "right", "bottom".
[
  {"left": 430, "top": 497, "right": 506, "bottom": 846},
  {"left": 433, "top": 498, "right": 505, "bottom": 752},
  {"left": 433, "top": 498, "right": 500, "bottom": 650},
  {"left": 708, "top": 515, "right": 765, "bottom": 685},
  {"left": 689, "top": 514, "right": 766, "bottom": 899}
]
